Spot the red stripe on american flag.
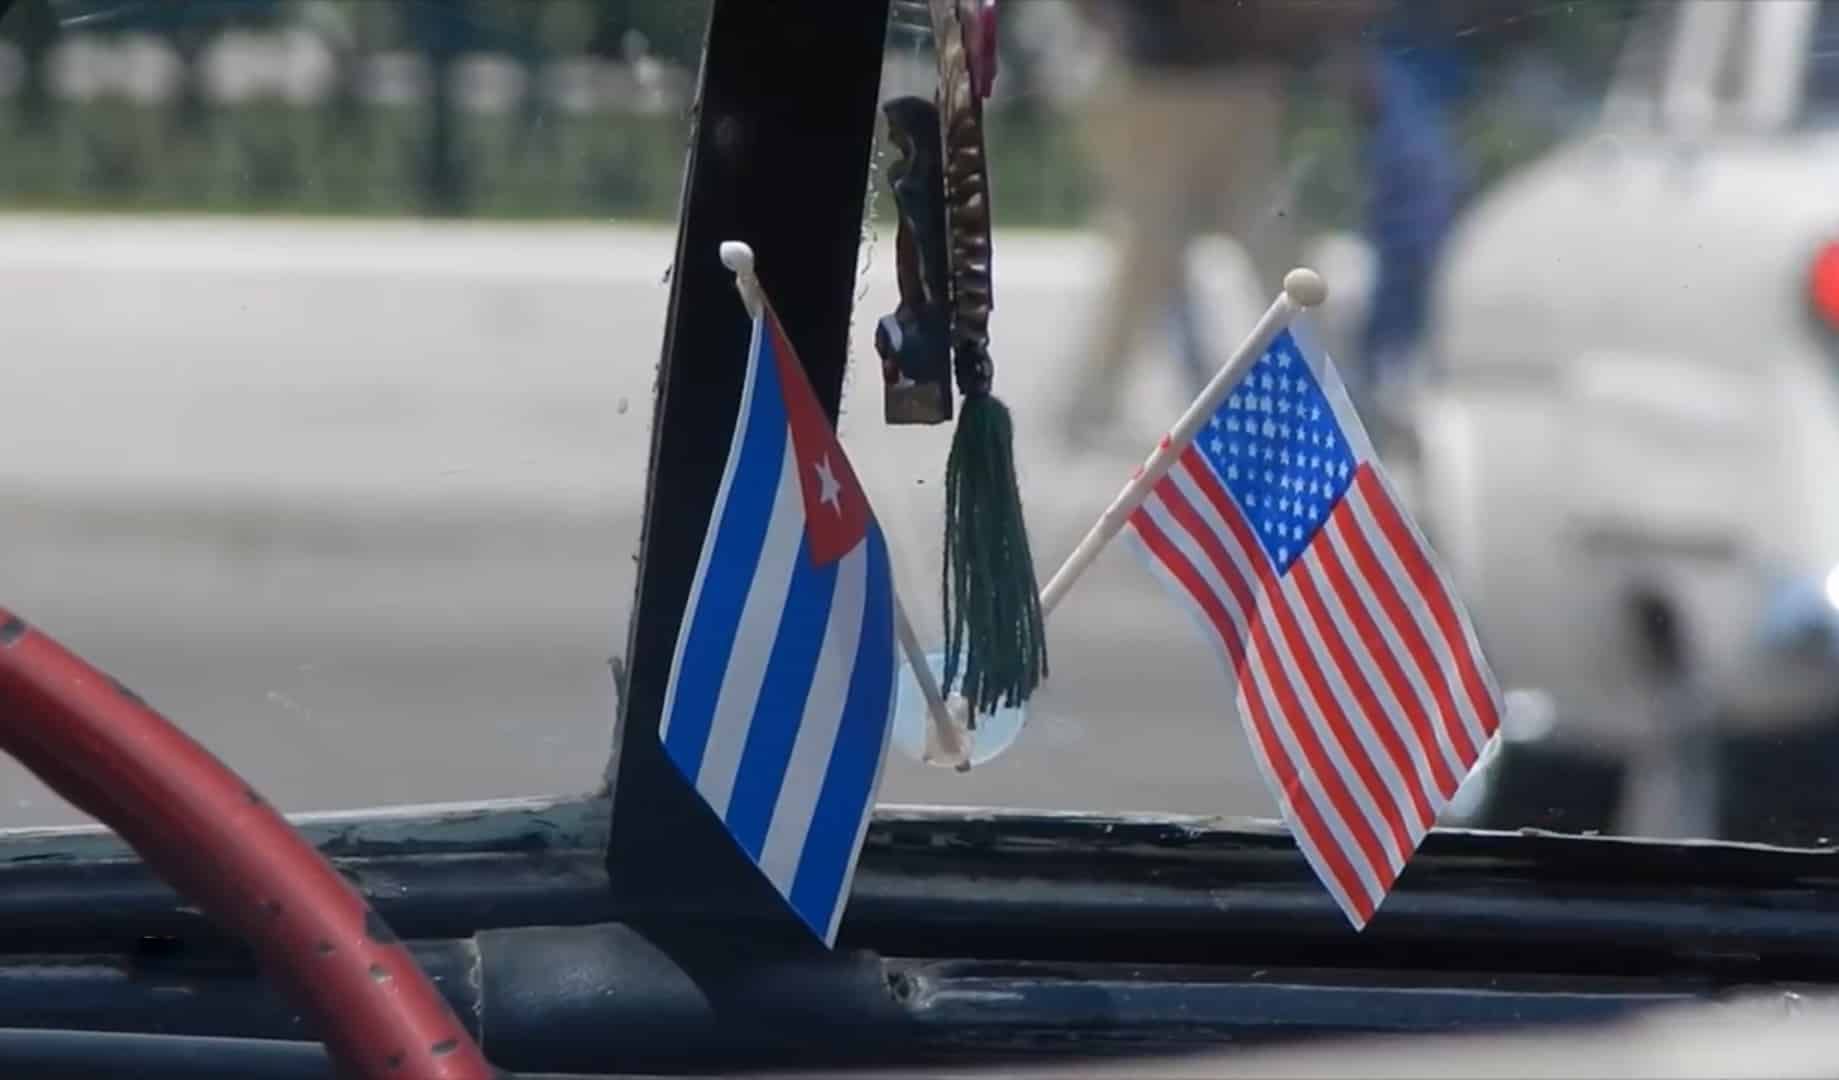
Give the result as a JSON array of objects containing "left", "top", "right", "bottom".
[
  {"left": 1328, "top": 489, "right": 1482, "bottom": 764},
  {"left": 1166, "top": 453, "right": 1412, "bottom": 868},
  {"left": 1130, "top": 500, "right": 1247, "bottom": 667},
  {"left": 1156, "top": 462, "right": 1396, "bottom": 879},
  {"left": 1287, "top": 558, "right": 1439, "bottom": 831},
  {"left": 1309, "top": 523, "right": 1462, "bottom": 798},
  {"left": 1156, "top": 468, "right": 1262, "bottom": 630},
  {"left": 1128, "top": 503, "right": 1377, "bottom": 924},
  {"left": 1352, "top": 469, "right": 1501, "bottom": 739}
]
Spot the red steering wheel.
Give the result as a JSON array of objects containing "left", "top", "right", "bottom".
[{"left": 0, "top": 608, "right": 496, "bottom": 1080}]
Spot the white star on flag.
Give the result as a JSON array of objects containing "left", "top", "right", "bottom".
[{"left": 813, "top": 456, "right": 842, "bottom": 514}]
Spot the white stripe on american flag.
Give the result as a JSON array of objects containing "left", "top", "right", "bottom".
[
  {"left": 1138, "top": 489, "right": 1396, "bottom": 897},
  {"left": 1344, "top": 470, "right": 1500, "bottom": 748},
  {"left": 1320, "top": 516, "right": 1472, "bottom": 784},
  {"left": 1124, "top": 505, "right": 1383, "bottom": 924},
  {"left": 1272, "top": 571, "right": 1431, "bottom": 843},
  {"left": 1162, "top": 460, "right": 1419, "bottom": 865},
  {"left": 1292, "top": 542, "right": 1449, "bottom": 819},
  {"left": 1127, "top": 445, "right": 1498, "bottom": 927},
  {"left": 1140, "top": 464, "right": 1392, "bottom": 911},
  {"left": 1335, "top": 470, "right": 1500, "bottom": 761},
  {"left": 1330, "top": 482, "right": 1498, "bottom": 768},
  {"left": 1157, "top": 454, "right": 1407, "bottom": 874}
]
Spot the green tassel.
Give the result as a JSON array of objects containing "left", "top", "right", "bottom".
[{"left": 941, "top": 392, "right": 1049, "bottom": 715}]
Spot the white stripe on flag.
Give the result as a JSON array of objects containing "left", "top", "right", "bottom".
[
  {"left": 1120, "top": 524, "right": 1242, "bottom": 688},
  {"left": 1139, "top": 486, "right": 1251, "bottom": 643},
  {"left": 821, "top": 637, "right": 897, "bottom": 947},
  {"left": 1240, "top": 633, "right": 1393, "bottom": 901},
  {"left": 1235, "top": 679, "right": 1381, "bottom": 927},
  {"left": 1273, "top": 569, "right": 1427, "bottom": 848},
  {"left": 658, "top": 321, "right": 771, "bottom": 751},
  {"left": 1137, "top": 490, "right": 1389, "bottom": 906},
  {"left": 1165, "top": 460, "right": 1419, "bottom": 862},
  {"left": 1296, "top": 540, "right": 1450, "bottom": 814},
  {"left": 1344, "top": 486, "right": 1494, "bottom": 753},
  {"left": 1321, "top": 516, "right": 1469, "bottom": 781},
  {"left": 759, "top": 541, "right": 870, "bottom": 895},
  {"left": 1121, "top": 518, "right": 1377, "bottom": 926},
  {"left": 694, "top": 439, "right": 805, "bottom": 817}
]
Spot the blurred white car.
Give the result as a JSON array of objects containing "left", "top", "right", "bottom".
[{"left": 1418, "top": 0, "right": 1839, "bottom": 836}]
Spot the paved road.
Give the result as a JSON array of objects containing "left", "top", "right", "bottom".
[{"left": 0, "top": 216, "right": 1356, "bottom": 829}]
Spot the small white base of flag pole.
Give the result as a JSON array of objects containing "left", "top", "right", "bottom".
[
  {"left": 1037, "top": 268, "right": 1329, "bottom": 620},
  {"left": 719, "top": 240, "right": 971, "bottom": 771},
  {"left": 892, "top": 592, "right": 972, "bottom": 771}
]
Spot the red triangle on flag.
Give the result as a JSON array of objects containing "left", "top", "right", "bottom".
[{"left": 765, "top": 309, "right": 873, "bottom": 567}]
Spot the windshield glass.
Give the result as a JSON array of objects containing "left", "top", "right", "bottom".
[
  {"left": 0, "top": 0, "right": 704, "bottom": 825},
  {"left": 1809, "top": 0, "right": 1839, "bottom": 120},
  {"left": 865, "top": 0, "right": 1839, "bottom": 851},
  {"left": 4, "top": 0, "right": 1839, "bottom": 858}
]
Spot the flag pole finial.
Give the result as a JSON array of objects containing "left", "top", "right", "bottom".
[
  {"left": 718, "top": 240, "right": 755, "bottom": 275},
  {"left": 1037, "top": 270, "right": 1321, "bottom": 618},
  {"left": 1284, "top": 268, "right": 1329, "bottom": 309},
  {"left": 720, "top": 241, "right": 765, "bottom": 320}
]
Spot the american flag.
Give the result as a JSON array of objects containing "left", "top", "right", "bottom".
[{"left": 1126, "top": 318, "right": 1501, "bottom": 928}]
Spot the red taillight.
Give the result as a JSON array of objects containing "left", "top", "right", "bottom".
[{"left": 1813, "top": 241, "right": 1839, "bottom": 328}]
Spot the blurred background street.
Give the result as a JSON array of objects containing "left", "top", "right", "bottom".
[
  {"left": 5, "top": 0, "right": 1839, "bottom": 846},
  {"left": 0, "top": 215, "right": 1283, "bottom": 826}
]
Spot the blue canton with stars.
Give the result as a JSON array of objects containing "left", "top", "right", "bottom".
[{"left": 1196, "top": 329, "right": 1358, "bottom": 575}]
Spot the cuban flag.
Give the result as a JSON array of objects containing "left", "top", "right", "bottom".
[{"left": 659, "top": 302, "right": 897, "bottom": 945}]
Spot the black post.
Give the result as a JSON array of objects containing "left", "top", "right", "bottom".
[
  {"left": 412, "top": 0, "right": 472, "bottom": 216},
  {"left": 9, "top": 0, "right": 54, "bottom": 136},
  {"left": 607, "top": 0, "right": 892, "bottom": 937}
]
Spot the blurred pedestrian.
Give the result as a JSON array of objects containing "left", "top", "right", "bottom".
[
  {"left": 1059, "top": 0, "right": 1374, "bottom": 448},
  {"left": 1346, "top": 3, "right": 1475, "bottom": 425}
]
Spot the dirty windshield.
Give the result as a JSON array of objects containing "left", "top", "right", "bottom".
[{"left": 1, "top": 0, "right": 1837, "bottom": 860}]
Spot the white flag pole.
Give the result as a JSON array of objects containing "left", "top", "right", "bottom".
[
  {"left": 718, "top": 241, "right": 970, "bottom": 769},
  {"left": 1037, "top": 268, "right": 1329, "bottom": 619},
  {"left": 892, "top": 589, "right": 972, "bottom": 770}
]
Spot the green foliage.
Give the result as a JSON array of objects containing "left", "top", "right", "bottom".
[
  {"left": 0, "top": 93, "right": 1098, "bottom": 224},
  {"left": 0, "top": 97, "right": 689, "bottom": 219},
  {"left": 0, "top": 92, "right": 1589, "bottom": 229},
  {"left": 0, "top": 0, "right": 1626, "bottom": 228}
]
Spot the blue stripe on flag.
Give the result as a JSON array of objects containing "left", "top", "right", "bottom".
[
  {"left": 662, "top": 330, "right": 790, "bottom": 779},
  {"left": 789, "top": 527, "right": 895, "bottom": 937},
  {"left": 725, "top": 532, "right": 841, "bottom": 857}
]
